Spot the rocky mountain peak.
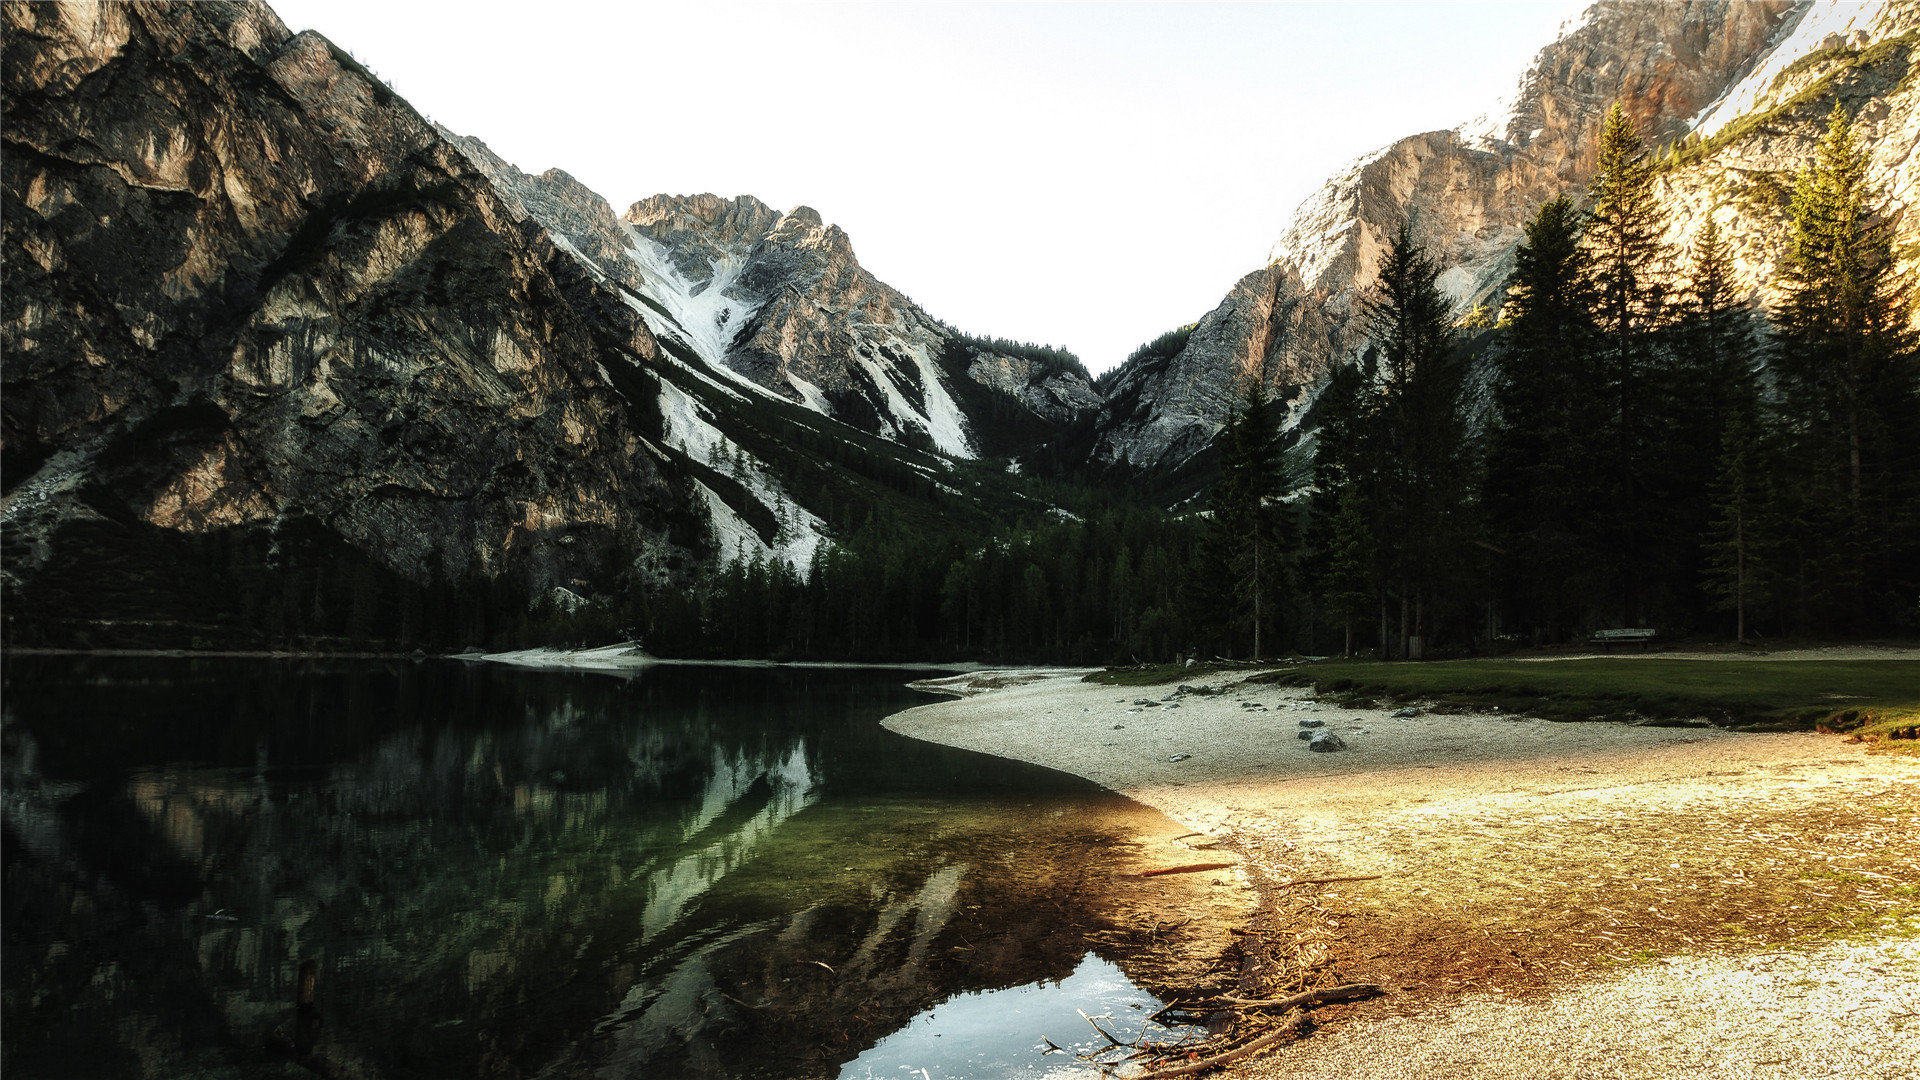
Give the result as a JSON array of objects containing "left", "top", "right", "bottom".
[{"left": 1088, "top": 0, "right": 1904, "bottom": 482}]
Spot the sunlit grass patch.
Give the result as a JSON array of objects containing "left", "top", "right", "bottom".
[{"left": 1249, "top": 657, "right": 1920, "bottom": 731}]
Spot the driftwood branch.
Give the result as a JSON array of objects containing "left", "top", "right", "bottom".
[
  {"left": 1137, "top": 862, "right": 1235, "bottom": 878},
  {"left": 1079, "top": 1009, "right": 1125, "bottom": 1048},
  {"left": 1130, "top": 1015, "right": 1309, "bottom": 1079},
  {"left": 1216, "top": 982, "right": 1384, "bottom": 1010}
]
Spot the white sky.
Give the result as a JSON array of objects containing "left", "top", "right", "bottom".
[{"left": 268, "top": 1, "right": 1587, "bottom": 373}]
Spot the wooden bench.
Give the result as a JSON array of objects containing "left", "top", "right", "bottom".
[{"left": 1590, "top": 628, "right": 1657, "bottom": 652}]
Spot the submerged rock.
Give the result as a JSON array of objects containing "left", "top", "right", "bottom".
[{"left": 1307, "top": 733, "right": 1348, "bottom": 753}]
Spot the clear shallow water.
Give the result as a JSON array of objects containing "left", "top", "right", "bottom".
[
  {"left": 2, "top": 657, "right": 1183, "bottom": 1079},
  {"left": 844, "top": 954, "right": 1192, "bottom": 1080}
]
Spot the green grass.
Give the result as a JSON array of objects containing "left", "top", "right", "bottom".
[{"left": 1245, "top": 657, "right": 1920, "bottom": 730}]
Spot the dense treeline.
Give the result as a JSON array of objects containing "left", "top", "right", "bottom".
[
  {"left": 944, "top": 330, "right": 1092, "bottom": 381},
  {"left": 645, "top": 501, "right": 1207, "bottom": 663},
  {"left": 674, "top": 101, "right": 1916, "bottom": 663},
  {"left": 1096, "top": 324, "right": 1198, "bottom": 393}
]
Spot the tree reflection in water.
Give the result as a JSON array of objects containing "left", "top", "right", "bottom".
[{"left": 2, "top": 658, "right": 1174, "bottom": 1079}]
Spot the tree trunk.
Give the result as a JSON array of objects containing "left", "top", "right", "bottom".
[
  {"left": 1398, "top": 588, "right": 1410, "bottom": 662},
  {"left": 1379, "top": 597, "right": 1389, "bottom": 660},
  {"left": 1735, "top": 508, "right": 1746, "bottom": 645},
  {"left": 1252, "top": 526, "right": 1262, "bottom": 662}
]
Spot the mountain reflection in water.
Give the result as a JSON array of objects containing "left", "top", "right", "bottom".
[{"left": 2, "top": 658, "right": 1173, "bottom": 1079}]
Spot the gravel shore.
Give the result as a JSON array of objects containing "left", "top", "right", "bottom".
[{"left": 885, "top": 664, "right": 1920, "bottom": 1079}]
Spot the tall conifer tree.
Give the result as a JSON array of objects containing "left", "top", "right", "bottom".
[
  {"left": 1366, "top": 224, "right": 1472, "bottom": 659},
  {"left": 1203, "top": 376, "right": 1289, "bottom": 659},
  {"left": 1770, "top": 102, "right": 1920, "bottom": 631},
  {"left": 1583, "top": 102, "right": 1672, "bottom": 624},
  {"left": 1665, "top": 216, "right": 1765, "bottom": 629},
  {"left": 1485, "top": 196, "right": 1603, "bottom": 639}
]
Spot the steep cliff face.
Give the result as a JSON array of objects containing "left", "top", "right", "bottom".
[
  {"left": 0, "top": 0, "right": 739, "bottom": 641},
  {"left": 1087, "top": 0, "right": 1892, "bottom": 477},
  {"left": 625, "top": 192, "right": 1102, "bottom": 459}
]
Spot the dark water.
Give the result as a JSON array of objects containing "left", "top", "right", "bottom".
[{"left": 1, "top": 657, "right": 1185, "bottom": 1080}]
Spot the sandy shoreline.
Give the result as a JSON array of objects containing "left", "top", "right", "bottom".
[{"left": 885, "top": 664, "right": 1920, "bottom": 1079}]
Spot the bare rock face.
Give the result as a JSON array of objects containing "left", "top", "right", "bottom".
[
  {"left": 625, "top": 193, "right": 1101, "bottom": 458},
  {"left": 441, "top": 148, "right": 1100, "bottom": 461},
  {"left": 1090, "top": 0, "right": 1812, "bottom": 476},
  {"left": 1650, "top": 1, "right": 1920, "bottom": 309},
  {"left": 1, "top": 0, "right": 703, "bottom": 639},
  {"left": 966, "top": 353, "right": 1102, "bottom": 425}
]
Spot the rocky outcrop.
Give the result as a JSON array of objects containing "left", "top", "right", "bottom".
[
  {"left": 0, "top": 0, "right": 714, "bottom": 639},
  {"left": 440, "top": 151, "right": 1101, "bottom": 461},
  {"left": 1650, "top": 1, "right": 1920, "bottom": 308},
  {"left": 627, "top": 193, "right": 1101, "bottom": 460},
  {"left": 966, "top": 353, "right": 1102, "bottom": 425},
  {"left": 1087, "top": 0, "right": 1861, "bottom": 476}
]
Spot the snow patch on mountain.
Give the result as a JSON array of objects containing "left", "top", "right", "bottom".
[
  {"left": 655, "top": 378, "right": 825, "bottom": 571},
  {"left": 908, "top": 344, "right": 973, "bottom": 458},
  {"left": 1693, "top": 0, "right": 1888, "bottom": 139}
]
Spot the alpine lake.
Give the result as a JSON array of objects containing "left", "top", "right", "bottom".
[{"left": 2, "top": 657, "right": 1238, "bottom": 1080}]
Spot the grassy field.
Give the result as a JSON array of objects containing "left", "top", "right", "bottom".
[{"left": 1241, "top": 658, "right": 1919, "bottom": 733}]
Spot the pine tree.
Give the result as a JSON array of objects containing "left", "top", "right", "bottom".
[
  {"left": 1204, "top": 375, "right": 1288, "bottom": 659},
  {"left": 1663, "top": 215, "right": 1765, "bottom": 629},
  {"left": 1769, "top": 101, "right": 1920, "bottom": 632},
  {"left": 1321, "top": 486, "right": 1376, "bottom": 656},
  {"left": 1485, "top": 196, "right": 1605, "bottom": 639},
  {"left": 1365, "top": 224, "right": 1473, "bottom": 659},
  {"left": 1583, "top": 102, "right": 1673, "bottom": 625},
  {"left": 1704, "top": 407, "right": 1775, "bottom": 644}
]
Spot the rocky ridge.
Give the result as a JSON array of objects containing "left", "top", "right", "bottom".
[{"left": 1089, "top": 0, "right": 1916, "bottom": 479}]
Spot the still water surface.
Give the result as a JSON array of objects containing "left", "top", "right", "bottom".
[{"left": 2, "top": 658, "right": 1186, "bottom": 1079}]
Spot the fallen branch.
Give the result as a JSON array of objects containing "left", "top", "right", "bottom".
[
  {"left": 1137, "top": 862, "right": 1236, "bottom": 878},
  {"left": 1216, "top": 982, "right": 1384, "bottom": 1010},
  {"left": 1273, "top": 874, "right": 1384, "bottom": 889},
  {"left": 1129, "top": 1015, "right": 1309, "bottom": 1079},
  {"left": 1131, "top": 985, "right": 1385, "bottom": 1078},
  {"left": 1079, "top": 1009, "right": 1125, "bottom": 1047}
]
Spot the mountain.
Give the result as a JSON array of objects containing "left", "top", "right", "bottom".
[
  {"left": 435, "top": 140, "right": 1100, "bottom": 460},
  {"left": 1087, "top": 0, "right": 1918, "bottom": 483},
  {"left": 7, "top": 0, "right": 1916, "bottom": 649},
  {"left": 0, "top": 0, "right": 1081, "bottom": 647}
]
